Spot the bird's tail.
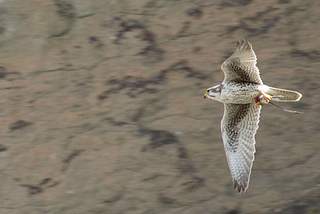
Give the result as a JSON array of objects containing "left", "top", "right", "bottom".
[{"left": 265, "top": 87, "right": 302, "bottom": 102}]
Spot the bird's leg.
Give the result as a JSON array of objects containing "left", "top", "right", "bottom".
[
  {"left": 255, "top": 91, "right": 303, "bottom": 113},
  {"left": 255, "top": 91, "right": 272, "bottom": 106}
]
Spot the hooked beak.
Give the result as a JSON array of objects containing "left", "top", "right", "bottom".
[{"left": 204, "top": 91, "right": 208, "bottom": 99}]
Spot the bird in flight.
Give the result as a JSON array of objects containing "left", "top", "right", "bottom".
[{"left": 204, "top": 39, "right": 302, "bottom": 193}]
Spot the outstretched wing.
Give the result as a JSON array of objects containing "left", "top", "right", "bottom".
[
  {"left": 221, "top": 39, "right": 263, "bottom": 85},
  {"left": 221, "top": 103, "right": 261, "bottom": 193}
]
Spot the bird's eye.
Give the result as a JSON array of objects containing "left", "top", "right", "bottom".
[{"left": 206, "top": 90, "right": 210, "bottom": 93}]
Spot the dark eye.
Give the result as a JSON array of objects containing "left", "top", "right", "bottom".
[{"left": 206, "top": 90, "right": 210, "bottom": 93}]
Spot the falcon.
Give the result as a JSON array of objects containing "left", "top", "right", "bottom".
[{"left": 204, "top": 39, "right": 302, "bottom": 193}]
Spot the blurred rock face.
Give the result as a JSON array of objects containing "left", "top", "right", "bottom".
[{"left": 0, "top": 0, "right": 319, "bottom": 213}]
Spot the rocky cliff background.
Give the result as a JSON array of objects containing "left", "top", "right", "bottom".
[{"left": 0, "top": 0, "right": 319, "bottom": 213}]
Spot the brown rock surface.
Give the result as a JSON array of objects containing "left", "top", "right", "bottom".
[{"left": 0, "top": 0, "right": 319, "bottom": 213}]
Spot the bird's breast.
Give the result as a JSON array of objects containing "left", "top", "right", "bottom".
[{"left": 220, "top": 82, "right": 261, "bottom": 104}]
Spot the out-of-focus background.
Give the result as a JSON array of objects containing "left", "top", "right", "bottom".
[{"left": 0, "top": 0, "right": 319, "bottom": 213}]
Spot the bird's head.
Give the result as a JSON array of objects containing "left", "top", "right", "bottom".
[{"left": 204, "top": 84, "right": 222, "bottom": 101}]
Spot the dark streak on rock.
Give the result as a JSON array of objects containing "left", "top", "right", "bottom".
[
  {"left": 88, "top": 36, "right": 104, "bottom": 48},
  {"left": 227, "top": 7, "right": 279, "bottom": 37},
  {"left": 97, "top": 89, "right": 116, "bottom": 100},
  {"left": 141, "top": 29, "right": 155, "bottom": 44},
  {"left": 178, "top": 143, "right": 200, "bottom": 176},
  {"left": 114, "top": 19, "right": 143, "bottom": 44},
  {"left": 103, "top": 16, "right": 121, "bottom": 28},
  {"left": 119, "top": 11, "right": 156, "bottom": 16},
  {"left": 186, "top": 8, "right": 203, "bottom": 18},
  {"left": 0, "top": 144, "right": 7, "bottom": 152},
  {"left": 77, "top": 13, "right": 95, "bottom": 19},
  {"left": 169, "top": 60, "right": 207, "bottom": 79},
  {"left": 247, "top": 17, "right": 279, "bottom": 37},
  {"left": 0, "top": 66, "right": 8, "bottom": 79},
  {"left": 103, "top": 117, "right": 130, "bottom": 126},
  {"left": 278, "top": 0, "right": 290, "bottom": 4},
  {"left": 286, "top": 153, "right": 316, "bottom": 168},
  {"left": 50, "top": 0, "right": 75, "bottom": 38},
  {"left": 61, "top": 149, "right": 84, "bottom": 171},
  {"left": 0, "top": 66, "right": 21, "bottom": 79},
  {"left": 123, "top": 17, "right": 139, "bottom": 30},
  {"left": 140, "top": 127, "right": 178, "bottom": 151},
  {"left": 0, "top": 86, "right": 25, "bottom": 90},
  {"left": 138, "top": 29, "right": 165, "bottom": 60},
  {"left": 177, "top": 143, "right": 205, "bottom": 187},
  {"left": 139, "top": 44, "right": 165, "bottom": 59},
  {"left": 291, "top": 50, "right": 320, "bottom": 61},
  {"left": 20, "top": 178, "right": 59, "bottom": 195},
  {"left": 10, "top": 120, "right": 31, "bottom": 131},
  {"left": 186, "top": 176, "right": 206, "bottom": 191},
  {"left": 283, "top": 6, "right": 305, "bottom": 17},
  {"left": 98, "top": 76, "right": 158, "bottom": 100},
  {"left": 178, "top": 146, "right": 188, "bottom": 159},
  {"left": 221, "top": 0, "right": 252, "bottom": 7},
  {"left": 178, "top": 159, "right": 197, "bottom": 174},
  {"left": 39, "top": 178, "right": 51, "bottom": 186},
  {"left": 256, "top": 152, "right": 316, "bottom": 172},
  {"left": 131, "top": 107, "right": 145, "bottom": 122},
  {"left": 20, "top": 184, "right": 43, "bottom": 195},
  {"left": 139, "top": 127, "right": 205, "bottom": 187},
  {"left": 158, "top": 193, "right": 176, "bottom": 205},
  {"left": 55, "top": 0, "right": 74, "bottom": 18},
  {"left": 175, "top": 21, "right": 191, "bottom": 38},
  {"left": 41, "top": 177, "right": 59, "bottom": 188},
  {"left": 141, "top": 173, "right": 163, "bottom": 182},
  {"left": 227, "top": 209, "right": 241, "bottom": 214},
  {"left": 32, "top": 55, "right": 122, "bottom": 76},
  {"left": 111, "top": 18, "right": 164, "bottom": 60},
  {"left": 97, "top": 60, "right": 207, "bottom": 100},
  {"left": 103, "top": 192, "right": 124, "bottom": 203},
  {"left": 47, "top": 181, "right": 60, "bottom": 188},
  {"left": 193, "top": 47, "right": 202, "bottom": 53},
  {"left": 247, "top": 7, "right": 278, "bottom": 21},
  {"left": 88, "top": 36, "right": 98, "bottom": 43},
  {"left": 277, "top": 196, "right": 320, "bottom": 214}
]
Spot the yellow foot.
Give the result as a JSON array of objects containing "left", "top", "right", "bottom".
[
  {"left": 261, "top": 91, "right": 272, "bottom": 102},
  {"left": 255, "top": 91, "right": 272, "bottom": 106}
]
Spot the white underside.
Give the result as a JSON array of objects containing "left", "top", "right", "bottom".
[{"left": 218, "top": 83, "right": 269, "bottom": 104}]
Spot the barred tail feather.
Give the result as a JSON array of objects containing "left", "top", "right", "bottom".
[{"left": 266, "top": 87, "right": 302, "bottom": 102}]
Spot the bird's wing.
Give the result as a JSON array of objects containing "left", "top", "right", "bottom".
[
  {"left": 221, "top": 39, "right": 263, "bottom": 85},
  {"left": 221, "top": 103, "right": 261, "bottom": 193}
]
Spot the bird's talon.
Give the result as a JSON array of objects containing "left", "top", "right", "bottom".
[
  {"left": 255, "top": 93, "right": 271, "bottom": 106},
  {"left": 255, "top": 91, "right": 272, "bottom": 105},
  {"left": 260, "top": 91, "right": 272, "bottom": 103}
]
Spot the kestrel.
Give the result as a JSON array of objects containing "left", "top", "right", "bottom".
[{"left": 204, "top": 39, "right": 302, "bottom": 193}]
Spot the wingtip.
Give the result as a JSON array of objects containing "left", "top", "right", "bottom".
[
  {"left": 237, "top": 39, "right": 252, "bottom": 51},
  {"left": 296, "top": 92, "right": 302, "bottom": 101},
  {"left": 246, "top": 40, "right": 253, "bottom": 51},
  {"left": 233, "top": 179, "right": 248, "bottom": 193},
  {"left": 237, "top": 40, "right": 241, "bottom": 49}
]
